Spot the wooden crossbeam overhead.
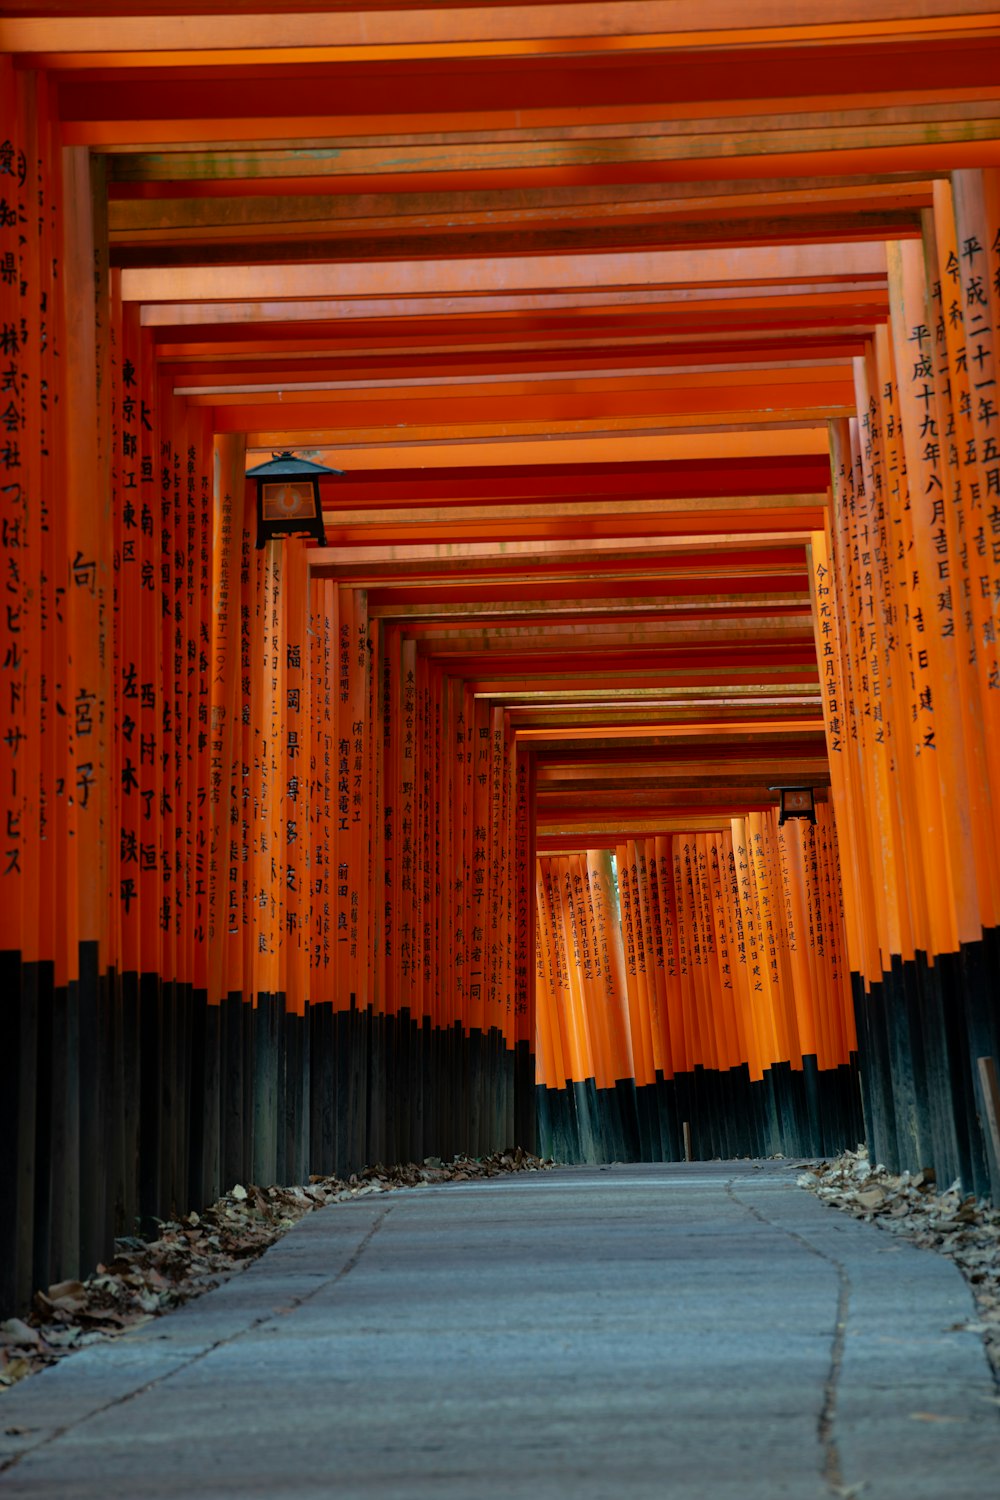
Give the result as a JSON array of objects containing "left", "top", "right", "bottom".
[
  {"left": 122, "top": 241, "right": 887, "bottom": 301},
  {"left": 7, "top": 2, "right": 1000, "bottom": 57},
  {"left": 310, "top": 533, "right": 811, "bottom": 570},
  {"left": 97, "top": 119, "right": 1000, "bottom": 203},
  {"left": 244, "top": 431, "right": 834, "bottom": 468},
  {"left": 183, "top": 364, "right": 853, "bottom": 400},
  {"left": 166, "top": 351, "right": 864, "bottom": 390},
  {"left": 50, "top": 62, "right": 1000, "bottom": 151},
  {"left": 318, "top": 505, "right": 826, "bottom": 547}
]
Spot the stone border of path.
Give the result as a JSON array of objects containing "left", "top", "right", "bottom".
[{"left": 800, "top": 1148, "right": 1000, "bottom": 1383}]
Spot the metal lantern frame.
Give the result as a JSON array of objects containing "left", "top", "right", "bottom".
[
  {"left": 769, "top": 784, "right": 817, "bottom": 826},
  {"left": 246, "top": 450, "right": 344, "bottom": 549}
]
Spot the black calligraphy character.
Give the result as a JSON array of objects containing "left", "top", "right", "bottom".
[
  {"left": 75, "top": 688, "right": 96, "bottom": 737},
  {"left": 75, "top": 761, "right": 95, "bottom": 809},
  {"left": 71, "top": 550, "right": 96, "bottom": 593},
  {"left": 121, "top": 756, "right": 139, "bottom": 795}
]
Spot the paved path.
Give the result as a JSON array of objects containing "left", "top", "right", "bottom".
[{"left": 0, "top": 1162, "right": 996, "bottom": 1498}]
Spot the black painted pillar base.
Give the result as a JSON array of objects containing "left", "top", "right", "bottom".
[
  {"left": 514, "top": 1040, "right": 537, "bottom": 1154},
  {"left": 308, "top": 1000, "right": 334, "bottom": 1176},
  {"left": 0, "top": 949, "right": 30, "bottom": 1314},
  {"left": 221, "top": 991, "right": 247, "bottom": 1191},
  {"left": 851, "top": 938, "right": 1000, "bottom": 1195}
]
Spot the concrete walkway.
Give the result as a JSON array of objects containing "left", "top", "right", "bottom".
[{"left": 0, "top": 1162, "right": 996, "bottom": 1499}]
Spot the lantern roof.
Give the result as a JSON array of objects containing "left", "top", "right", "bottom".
[{"left": 246, "top": 450, "right": 344, "bottom": 479}]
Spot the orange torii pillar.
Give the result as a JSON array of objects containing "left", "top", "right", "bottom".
[{"left": 811, "top": 169, "right": 1000, "bottom": 1197}]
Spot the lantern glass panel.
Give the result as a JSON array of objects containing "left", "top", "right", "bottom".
[
  {"left": 783, "top": 789, "right": 813, "bottom": 814},
  {"left": 261, "top": 480, "right": 318, "bottom": 521}
]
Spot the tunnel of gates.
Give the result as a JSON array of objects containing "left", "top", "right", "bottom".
[
  {"left": 534, "top": 817, "right": 863, "bottom": 1168},
  {"left": 4, "top": 5, "right": 1000, "bottom": 1317}
]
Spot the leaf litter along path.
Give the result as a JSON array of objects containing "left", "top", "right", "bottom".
[
  {"left": 799, "top": 1147, "right": 1000, "bottom": 1383},
  {"left": 0, "top": 1149, "right": 554, "bottom": 1395}
]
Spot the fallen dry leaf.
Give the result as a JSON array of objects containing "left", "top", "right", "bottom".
[
  {"left": 0, "top": 1320, "right": 38, "bottom": 1350},
  {"left": 39, "top": 1328, "right": 81, "bottom": 1350},
  {"left": 46, "top": 1280, "right": 85, "bottom": 1303}
]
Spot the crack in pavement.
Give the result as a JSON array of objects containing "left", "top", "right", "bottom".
[
  {"left": 0, "top": 1204, "right": 392, "bottom": 1482},
  {"left": 725, "top": 1177, "right": 851, "bottom": 1497}
]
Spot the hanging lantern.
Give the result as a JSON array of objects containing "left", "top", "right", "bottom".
[
  {"left": 246, "top": 449, "right": 343, "bottom": 549},
  {"left": 770, "top": 785, "right": 817, "bottom": 826}
]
